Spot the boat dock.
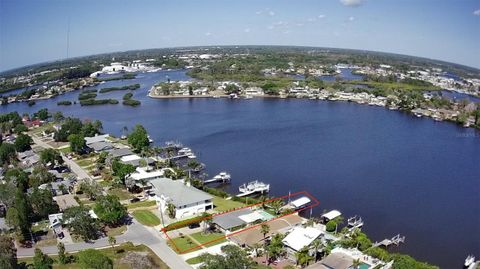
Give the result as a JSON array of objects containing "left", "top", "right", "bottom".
[
  {"left": 373, "top": 234, "right": 405, "bottom": 248},
  {"left": 204, "top": 172, "right": 231, "bottom": 184},
  {"left": 347, "top": 215, "right": 364, "bottom": 231},
  {"left": 236, "top": 180, "right": 270, "bottom": 197}
]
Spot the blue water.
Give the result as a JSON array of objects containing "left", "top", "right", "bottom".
[
  {"left": 1, "top": 70, "right": 479, "bottom": 268},
  {"left": 318, "top": 68, "right": 364, "bottom": 81}
]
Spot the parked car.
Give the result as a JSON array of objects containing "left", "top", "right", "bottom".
[
  {"left": 129, "top": 197, "right": 140, "bottom": 203},
  {"left": 188, "top": 222, "right": 200, "bottom": 229}
]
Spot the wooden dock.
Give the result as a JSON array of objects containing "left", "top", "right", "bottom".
[{"left": 373, "top": 234, "right": 405, "bottom": 248}]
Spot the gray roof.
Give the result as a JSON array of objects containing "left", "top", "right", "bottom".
[
  {"left": 85, "top": 134, "right": 109, "bottom": 145},
  {"left": 121, "top": 157, "right": 155, "bottom": 167},
  {"left": 108, "top": 148, "right": 134, "bottom": 158},
  {"left": 18, "top": 150, "right": 36, "bottom": 159},
  {"left": 88, "top": 141, "right": 113, "bottom": 152},
  {"left": 315, "top": 252, "right": 353, "bottom": 269},
  {"left": 213, "top": 208, "right": 253, "bottom": 230},
  {"left": 150, "top": 178, "right": 212, "bottom": 208}
]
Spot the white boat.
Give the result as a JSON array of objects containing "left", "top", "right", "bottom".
[
  {"left": 147, "top": 135, "right": 154, "bottom": 143},
  {"left": 244, "top": 95, "right": 253, "bottom": 99},
  {"left": 178, "top": 147, "right": 192, "bottom": 154},
  {"left": 213, "top": 172, "right": 231, "bottom": 181},
  {"left": 465, "top": 255, "right": 475, "bottom": 267},
  {"left": 238, "top": 180, "right": 270, "bottom": 196}
]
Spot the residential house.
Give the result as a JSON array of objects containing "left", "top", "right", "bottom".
[
  {"left": 149, "top": 178, "right": 213, "bottom": 219},
  {"left": 282, "top": 226, "right": 322, "bottom": 261}
]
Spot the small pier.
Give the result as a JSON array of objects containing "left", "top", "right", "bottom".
[
  {"left": 204, "top": 172, "right": 231, "bottom": 184},
  {"left": 347, "top": 215, "right": 364, "bottom": 230},
  {"left": 373, "top": 234, "right": 405, "bottom": 248},
  {"left": 236, "top": 180, "right": 270, "bottom": 197}
]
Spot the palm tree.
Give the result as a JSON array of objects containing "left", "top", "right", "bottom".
[
  {"left": 269, "top": 199, "right": 285, "bottom": 215},
  {"left": 166, "top": 203, "right": 176, "bottom": 219},
  {"left": 352, "top": 258, "right": 361, "bottom": 269},
  {"left": 295, "top": 246, "right": 313, "bottom": 268},
  {"left": 311, "top": 239, "right": 322, "bottom": 262},
  {"left": 260, "top": 224, "right": 270, "bottom": 264},
  {"left": 108, "top": 235, "right": 116, "bottom": 253}
]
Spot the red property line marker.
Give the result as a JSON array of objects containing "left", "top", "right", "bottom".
[{"left": 162, "top": 191, "right": 320, "bottom": 254}]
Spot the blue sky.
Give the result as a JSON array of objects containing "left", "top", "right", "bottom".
[{"left": 1, "top": 0, "right": 479, "bottom": 71}]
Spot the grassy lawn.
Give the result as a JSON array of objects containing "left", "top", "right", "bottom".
[
  {"left": 58, "top": 146, "right": 71, "bottom": 153},
  {"left": 127, "top": 200, "right": 156, "bottom": 210},
  {"left": 76, "top": 158, "right": 95, "bottom": 167},
  {"left": 190, "top": 231, "right": 227, "bottom": 246},
  {"left": 106, "top": 225, "right": 127, "bottom": 237},
  {"left": 168, "top": 235, "right": 200, "bottom": 253},
  {"left": 213, "top": 196, "right": 245, "bottom": 212},
  {"left": 186, "top": 256, "right": 203, "bottom": 264},
  {"left": 108, "top": 187, "right": 134, "bottom": 200},
  {"left": 18, "top": 243, "right": 169, "bottom": 269},
  {"left": 132, "top": 210, "right": 161, "bottom": 226}
]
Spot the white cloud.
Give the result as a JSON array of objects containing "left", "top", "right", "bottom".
[
  {"left": 296, "top": 22, "right": 305, "bottom": 27},
  {"left": 318, "top": 14, "right": 326, "bottom": 19},
  {"left": 205, "top": 32, "right": 212, "bottom": 36},
  {"left": 340, "top": 0, "right": 363, "bottom": 7},
  {"left": 268, "top": 10, "right": 275, "bottom": 16},
  {"left": 474, "top": 9, "right": 480, "bottom": 16},
  {"left": 348, "top": 16, "right": 355, "bottom": 21},
  {"left": 244, "top": 28, "right": 251, "bottom": 33},
  {"left": 307, "top": 17, "right": 317, "bottom": 22}
]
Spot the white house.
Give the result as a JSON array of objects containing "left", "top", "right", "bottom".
[
  {"left": 129, "top": 167, "right": 165, "bottom": 181},
  {"left": 149, "top": 178, "right": 213, "bottom": 219},
  {"left": 282, "top": 226, "right": 322, "bottom": 261}
]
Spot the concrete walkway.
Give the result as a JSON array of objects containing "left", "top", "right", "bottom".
[{"left": 17, "top": 219, "right": 191, "bottom": 269}]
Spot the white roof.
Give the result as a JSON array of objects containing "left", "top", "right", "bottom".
[
  {"left": 121, "top": 154, "right": 141, "bottom": 162},
  {"left": 322, "top": 210, "right": 342, "bottom": 221},
  {"left": 238, "top": 211, "right": 264, "bottom": 223},
  {"left": 291, "top": 196, "right": 311, "bottom": 208},
  {"left": 282, "top": 227, "right": 322, "bottom": 251},
  {"left": 85, "top": 134, "right": 109, "bottom": 145},
  {"left": 130, "top": 167, "right": 164, "bottom": 181}
]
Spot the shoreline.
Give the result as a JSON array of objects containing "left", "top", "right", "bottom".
[{"left": 148, "top": 91, "right": 479, "bottom": 130}]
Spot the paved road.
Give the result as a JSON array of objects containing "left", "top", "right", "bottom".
[
  {"left": 32, "top": 136, "right": 92, "bottom": 180},
  {"left": 17, "top": 219, "right": 191, "bottom": 269}
]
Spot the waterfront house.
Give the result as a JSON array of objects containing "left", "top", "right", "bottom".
[
  {"left": 321, "top": 210, "right": 342, "bottom": 223},
  {"left": 149, "top": 178, "right": 213, "bottom": 219},
  {"left": 120, "top": 154, "right": 155, "bottom": 167},
  {"left": 282, "top": 226, "right": 322, "bottom": 261},
  {"left": 108, "top": 148, "right": 134, "bottom": 158},
  {"left": 128, "top": 166, "right": 165, "bottom": 181},
  {"left": 85, "top": 134, "right": 110, "bottom": 145},
  {"left": 87, "top": 141, "right": 113, "bottom": 152}
]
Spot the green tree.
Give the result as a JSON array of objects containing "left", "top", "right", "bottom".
[
  {"left": 78, "top": 249, "right": 113, "bottom": 269},
  {"left": 39, "top": 148, "right": 64, "bottom": 168},
  {"left": 199, "top": 245, "right": 256, "bottom": 269},
  {"left": 63, "top": 206, "right": 100, "bottom": 241},
  {"left": 93, "top": 195, "right": 127, "bottom": 226},
  {"left": 265, "top": 233, "right": 285, "bottom": 264},
  {"left": 108, "top": 235, "right": 116, "bottom": 253},
  {"left": 127, "top": 125, "right": 149, "bottom": 152},
  {"left": 68, "top": 133, "right": 86, "bottom": 154},
  {"left": 352, "top": 258, "right": 361, "bottom": 269},
  {"left": 325, "top": 220, "right": 337, "bottom": 233},
  {"left": 0, "top": 143, "right": 16, "bottom": 166},
  {"left": 33, "top": 248, "right": 53, "bottom": 269},
  {"left": 0, "top": 234, "right": 17, "bottom": 269},
  {"left": 166, "top": 203, "right": 176, "bottom": 219},
  {"left": 14, "top": 124, "right": 28, "bottom": 134},
  {"left": 29, "top": 166, "right": 56, "bottom": 188},
  {"left": 53, "top": 111, "right": 64, "bottom": 122},
  {"left": 111, "top": 159, "right": 135, "bottom": 185},
  {"left": 14, "top": 133, "right": 33, "bottom": 152},
  {"left": 260, "top": 223, "right": 270, "bottom": 264},
  {"left": 6, "top": 189, "right": 31, "bottom": 241},
  {"left": 3, "top": 168, "right": 29, "bottom": 192},
  {"left": 33, "top": 109, "right": 49, "bottom": 121},
  {"left": 268, "top": 199, "right": 284, "bottom": 215},
  {"left": 295, "top": 246, "right": 313, "bottom": 268},
  {"left": 30, "top": 188, "right": 59, "bottom": 220},
  {"left": 78, "top": 180, "right": 102, "bottom": 200},
  {"left": 57, "top": 242, "right": 67, "bottom": 264}
]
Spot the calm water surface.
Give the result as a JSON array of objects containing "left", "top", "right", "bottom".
[{"left": 1, "top": 70, "right": 479, "bottom": 268}]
